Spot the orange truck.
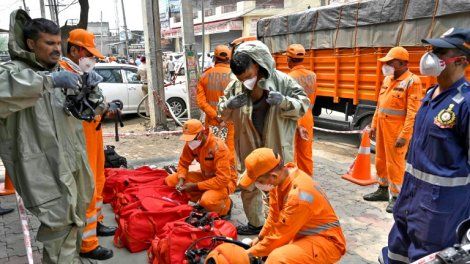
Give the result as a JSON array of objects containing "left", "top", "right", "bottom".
[{"left": 257, "top": 0, "right": 470, "bottom": 134}]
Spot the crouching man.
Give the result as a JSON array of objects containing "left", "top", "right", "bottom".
[
  {"left": 165, "top": 119, "right": 237, "bottom": 216},
  {"left": 240, "top": 148, "right": 346, "bottom": 264}
]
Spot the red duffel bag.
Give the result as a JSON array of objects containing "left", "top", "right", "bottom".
[
  {"left": 148, "top": 213, "right": 237, "bottom": 264},
  {"left": 103, "top": 166, "right": 167, "bottom": 204},
  {"left": 114, "top": 196, "right": 193, "bottom": 253}
]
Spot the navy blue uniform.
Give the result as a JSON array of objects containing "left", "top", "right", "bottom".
[{"left": 384, "top": 77, "right": 470, "bottom": 263}]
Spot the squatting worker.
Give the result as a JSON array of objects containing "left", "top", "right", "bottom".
[
  {"left": 364, "top": 46, "right": 423, "bottom": 213},
  {"left": 218, "top": 41, "right": 310, "bottom": 235},
  {"left": 59, "top": 28, "right": 117, "bottom": 260},
  {"left": 196, "top": 45, "right": 235, "bottom": 160},
  {"left": 165, "top": 119, "right": 237, "bottom": 216},
  {"left": 382, "top": 28, "right": 470, "bottom": 264},
  {"left": 0, "top": 10, "right": 95, "bottom": 263},
  {"left": 240, "top": 148, "right": 346, "bottom": 264},
  {"left": 287, "top": 44, "right": 317, "bottom": 176}
]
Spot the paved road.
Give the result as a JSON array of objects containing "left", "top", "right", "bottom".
[{"left": 0, "top": 129, "right": 392, "bottom": 264}]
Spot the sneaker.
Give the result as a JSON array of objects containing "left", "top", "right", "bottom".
[
  {"left": 237, "top": 223, "right": 263, "bottom": 235},
  {"left": 386, "top": 197, "right": 397, "bottom": 213},
  {"left": 363, "top": 186, "right": 389, "bottom": 202}
]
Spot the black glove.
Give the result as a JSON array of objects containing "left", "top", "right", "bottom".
[
  {"left": 266, "top": 90, "right": 285, "bottom": 105},
  {"left": 226, "top": 93, "right": 248, "bottom": 109},
  {"left": 51, "top": 71, "right": 80, "bottom": 92}
]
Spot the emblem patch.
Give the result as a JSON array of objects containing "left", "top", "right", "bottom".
[{"left": 434, "top": 104, "right": 456, "bottom": 128}]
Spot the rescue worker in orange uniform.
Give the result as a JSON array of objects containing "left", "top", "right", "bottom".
[
  {"left": 239, "top": 148, "right": 346, "bottom": 264},
  {"left": 364, "top": 47, "right": 423, "bottom": 213},
  {"left": 287, "top": 44, "right": 316, "bottom": 176},
  {"left": 196, "top": 45, "right": 235, "bottom": 158},
  {"left": 59, "top": 29, "right": 117, "bottom": 260},
  {"left": 165, "top": 119, "right": 237, "bottom": 216}
]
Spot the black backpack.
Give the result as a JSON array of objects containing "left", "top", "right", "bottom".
[{"left": 104, "top": 145, "right": 127, "bottom": 168}]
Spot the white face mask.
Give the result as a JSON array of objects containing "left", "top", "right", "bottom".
[
  {"left": 79, "top": 57, "right": 96, "bottom": 73},
  {"left": 420, "top": 52, "right": 446, "bottom": 77},
  {"left": 243, "top": 76, "right": 257, "bottom": 90},
  {"left": 255, "top": 182, "right": 275, "bottom": 192},
  {"left": 188, "top": 140, "right": 202, "bottom": 150},
  {"left": 382, "top": 64, "right": 395, "bottom": 76}
]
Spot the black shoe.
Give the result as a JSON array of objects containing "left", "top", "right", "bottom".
[
  {"left": 363, "top": 186, "right": 389, "bottom": 202},
  {"left": 97, "top": 222, "right": 117, "bottom": 237},
  {"left": 221, "top": 199, "right": 233, "bottom": 220},
  {"left": 0, "top": 206, "right": 14, "bottom": 216},
  {"left": 80, "top": 246, "right": 113, "bottom": 260},
  {"left": 237, "top": 223, "right": 263, "bottom": 235},
  {"left": 386, "top": 197, "right": 397, "bottom": 213}
]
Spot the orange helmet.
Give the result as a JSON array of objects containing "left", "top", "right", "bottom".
[
  {"left": 204, "top": 243, "right": 251, "bottom": 264},
  {"left": 286, "top": 44, "right": 306, "bottom": 59},
  {"left": 214, "top": 45, "right": 231, "bottom": 60}
]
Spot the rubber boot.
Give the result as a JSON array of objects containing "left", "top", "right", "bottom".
[
  {"left": 386, "top": 197, "right": 397, "bottom": 213},
  {"left": 363, "top": 186, "right": 389, "bottom": 202}
]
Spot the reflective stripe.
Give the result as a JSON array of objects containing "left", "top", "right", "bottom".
[
  {"left": 388, "top": 250, "right": 409, "bottom": 263},
  {"left": 406, "top": 163, "right": 470, "bottom": 187},
  {"left": 377, "top": 177, "right": 389, "bottom": 186},
  {"left": 86, "top": 215, "right": 97, "bottom": 225},
  {"left": 308, "top": 104, "right": 313, "bottom": 110},
  {"left": 358, "top": 146, "right": 370, "bottom": 155},
  {"left": 389, "top": 182, "right": 402, "bottom": 196},
  {"left": 453, "top": 85, "right": 465, "bottom": 104},
  {"left": 299, "top": 191, "right": 314, "bottom": 203},
  {"left": 297, "top": 220, "right": 340, "bottom": 236},
  {"left": 95, "top": 201, "right": 103, "bottom": 209},
  {"left": 82, "top": 229, "right": 97, "bottom": 240},
  {"left": 379, "top": 107, "right": 406, "bottom": 116}
]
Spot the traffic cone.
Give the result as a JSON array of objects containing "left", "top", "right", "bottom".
[
  {"left": 0, "top": 171, "right": 15, "bottom": 195},
  {"left": 342, "top": 130, "right": 377, "bottom": 186}
]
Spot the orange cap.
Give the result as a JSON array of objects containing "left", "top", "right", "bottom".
[
  {"left": 286, "top": 44, "right": 306, "bottom": 58},
  {"left": 179, "top": 119, "right": 204, "bottom": 141},
  {"left": 68, "top": 29, "right": 104, "bottom": 59},
  {"left": 204, "top": 243, "right": 250, "bottom": 264},
  {"left": 239, "top": 148, "right": 281, "bottom": 188},
  {"left": 378, "top": 46, "right": 409, "bottom": 62},
  {"left": 214, "top": 45, "right": 231, "bottom": 60}
]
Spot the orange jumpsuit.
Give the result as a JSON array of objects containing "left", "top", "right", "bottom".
[
  {"left": 165, "top": 132, "right": 237, "bottom": 215},
  {"left": 371, "top": 70, "right": 422, "bottom": 197},
  {"left": 59, "top": 59, "right": 105, "bottom": 253},
  {"left": 196, "top": 63, "right": 235, "bottom": 159},
  {"left": 248, "top": 163, "right": 346, "bottom": 263},
  {"left": 288, "top": 65, "right": 316, "bottom": 176}
]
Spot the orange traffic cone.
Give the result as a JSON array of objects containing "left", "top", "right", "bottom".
[
  {"left": 0, "top": 171, "right": 15, "bottom": 195},
  {"left": 342, "top": 130, "right": 377, "bottom": 186}
]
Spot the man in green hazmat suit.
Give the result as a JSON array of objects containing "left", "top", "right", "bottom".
[
  {"left": 218, "top": 40, "right": 310, "bottom": 235},
  {"left": 0, "top": 10, "right": 96, "bottom": 263}
]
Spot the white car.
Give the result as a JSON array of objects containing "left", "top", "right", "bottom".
[{"left": 94, "top": 63, "right": 189, "bottom": 117}]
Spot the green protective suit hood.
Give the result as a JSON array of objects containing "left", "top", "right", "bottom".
[{"left": 234, "top": 40, "right": 276, "bottom": 79}]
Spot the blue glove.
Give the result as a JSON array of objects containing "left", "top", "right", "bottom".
[
  {"left": 86, "top": 70, "right": 103, "bottom": 87},
  {"left": 226, "top": 93, "right": 248, "bottom": 109},
  {"left": 51, "top": 71, "right": 80, "bottom": 92},
  {"left": 266, "top": 90, "right": 284, "bottom": 105}
]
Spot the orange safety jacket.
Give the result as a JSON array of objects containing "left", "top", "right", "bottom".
[
  {"left": 288, "top": 65, "right": 316, "bottom": 129},
  {"left": 248, "top": 163, "right": 346, "bottom": 257},
  {"left": 176, "top": 132, "right": 237, "bottom": 191},
  {"left": 371, "top": 70, "right": 422, "bottom": 141},
  {"left": 196, "top": 63, "right": 232, "bottom": 126}
]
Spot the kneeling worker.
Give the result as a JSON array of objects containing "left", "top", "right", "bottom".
[
  {"left": 240, "top": 148, "right": 346, "bottom": 264},
  {"left": 166, "top": 119, "right": 237, "bottom": 216}
]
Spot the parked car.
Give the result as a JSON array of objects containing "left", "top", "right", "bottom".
[{"left": 94, "top": 63, "right": 189, "bottom": 117}]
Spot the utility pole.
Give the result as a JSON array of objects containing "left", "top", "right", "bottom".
[
  {"left": 53, "top": 0, "right": 59, "bottom": 25},
  {"left": 200, "top": 0, "right": 205, "bottom": 75},
  {"left": 47, "top": 0, "right": 55, "bottom": 22},
  {"left": 39, "top": 0, "right": 46, "bottom": 18},
  {"left": 100, "top": 11, "right": 103, "bottom": 52},
  {"left": 120, "top": 0, "right": 130, "bottom": 59},
  {"left": 181, "top": 0, "right": 200, "bottom": 119},
  {"left": 22, "top": 0, "right": 29, "bottom": 14},
  {"left": 142, "top": 0, "right": 168, "bottom": 130}
]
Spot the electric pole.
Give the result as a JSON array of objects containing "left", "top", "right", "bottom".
[
  {"left": 142, "top": 0, "right": 168, "bottom": 130},
  {"left": 22, "top": 0, "right": 29, "bottom": 14},
  {"left": 181, "top": 0, "right": 200, "bottom": 119},
  {"left": 120, "top": 0, "right": 130, "bottom": 59},
  {"left": 100, "top": 11, "right": 103, "bottom": 52},
  {"left": 201, "top": 0, "right": 205, "bottom": 75},
  {"left": 39, "top": 0, "right": 46, "bottom": 18}
]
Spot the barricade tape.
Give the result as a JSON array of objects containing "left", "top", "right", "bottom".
[
  {"left": 102, "top": 130, "right": 183, "bottom": 138},
  {"left": 15, "top": 192, "right": 34, "bottom": 264},
  {"left": 313, "top": 126, "right": 367, "bottom": 134}
]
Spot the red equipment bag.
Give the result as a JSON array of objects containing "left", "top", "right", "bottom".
[
  {"left": 114, "top": 196, "right": 193, "bottom": 253},
  {"left": 103, "top": 166, "right": 168, "bottom": 204},
  {"left": 147, "top": 212, "right": 237, "bottom": 264}
]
